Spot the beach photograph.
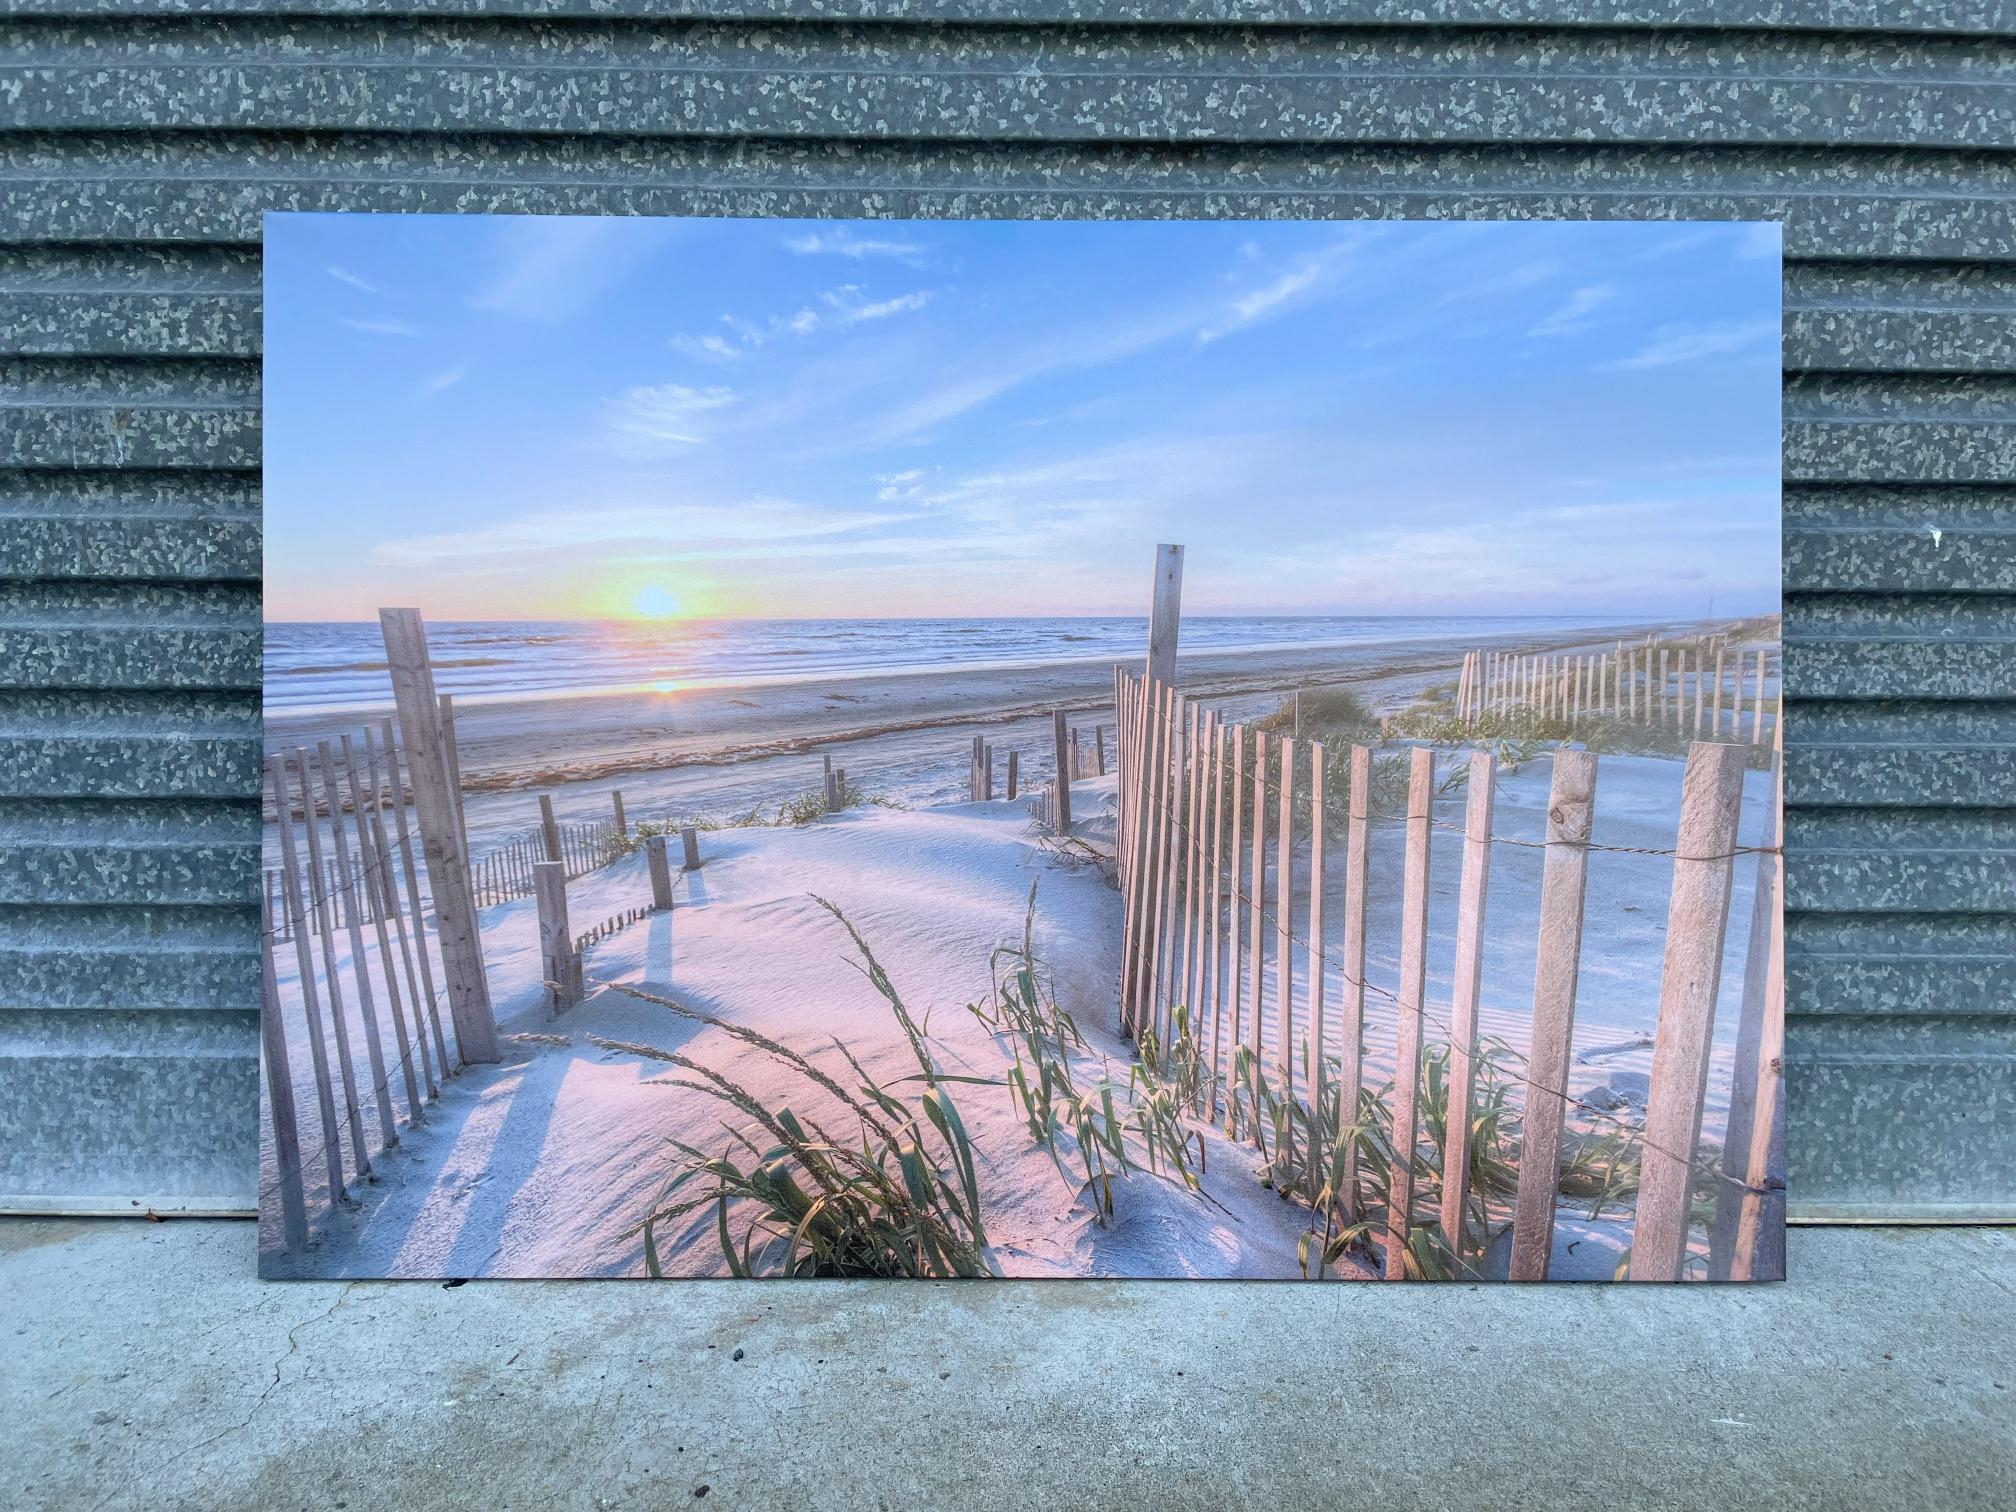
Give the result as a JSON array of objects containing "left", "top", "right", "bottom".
[{"left": 259, "top": 213, "right": 1783, "bottom": 1281}]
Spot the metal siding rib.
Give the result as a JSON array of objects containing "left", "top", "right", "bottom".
[{"left": 0, "top": 10, "right": 2009, "bottom": 1220}]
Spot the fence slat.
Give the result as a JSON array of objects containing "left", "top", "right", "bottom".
[
  {"left": 1713, "top": 735, "right": 1785, "bottom": 1280},
  {"left": 1274, "top": 735, "right": 1296, "bottom": 1139},
  {"left": 1179, "top": 702, "right": 1202, "bottom": 1033},
  {"left": 1207, "top": 713, "right": 1227, "bottom": 1118},
  {"left": 1382, "top": 746, "right": 1435, "bottom": 1280},
  {"left": 1246, "top": 727, "right": 1268, "bottom": 1150},
  {"left": 361, "top": 730, "right": 438, "bottom": 1100},
  {"left": 317, "top": 741, "right": 397, "bottom": 1151},
  {"left": 1508, "top": 748, "right": 1599, "bottom": 1281},
  {"left": 1439, "top": 750, "right": 1496, "bottom": 1258},
  {"left": 1338, "top": 744, "right": 1371, "bottom": 1216},
  {"left": 337, "top": 734, "right": 426, "bottom": 1128},
  {"left": 1306, "top": 739, "right": 1326, "bottom": 1132},
  {"left": 259, "top": 899, "right": 312, "bottom": 1250},
  {"left": 1632, "top": 739, "right": 1750, "bottom": 1282},
  {"left": 1223, "top": 721, "right": 1246, "bottom": 1125},
  {"left": 368, "top": 723, "right": 448, "bottom": 1085},
  {"left": 270, "top": 756, "right": 350, "bottom": 1209},
  {"left": 294, "top": 746, "right": 371, "bottom": 1181}
]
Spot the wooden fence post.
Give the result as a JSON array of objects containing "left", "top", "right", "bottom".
[
  {"left": 1752, "top": 647, "right": 1768, "bottom": 744},
  {"left": 1245, "top": 727, "right": 1268, "bottom": 1144},
  {"left": 1338, "top": 745, "right": 1371, "bottom": 1214},
  {"left": 1051, "top": 708, "right": 1073, "bottom": 832},
  {"left": 437, "top": 692, "right": 471, "bottom": 861},
  {"left": 260, "top": 883, "right": 312, "bottom": 1248},
  {"left": 1180, "top": 705, "right": 1204, "bottom": 1035},
  {"left": 1096, "top": 723, "right": 1107, "bottom": 776},
  {"left": 1125, "top": 683, "right": 1168, "bottom": 1034},
  {"left": 1383, "top": 746, "right": 1435, "bottom": 1279},
  {"left": 316, "top": 741, "right": 396, "bottom": 1149},
  {"left": 1151, "top": 695, "right": 1186, "bottom": 1043},
  {"left": 293, "top": 746, "right": 370, "bottom": 1178},
  {"left": 680, "top": 824, "right": 702, "bottom": 870},
  {"left": 1146, "top": 543, "right": 1184, "bottom": 688},
  {"left": 1304, "top": 739, "right": 1327, "bottom": 1181},
  {"left": 1006, "top": 748, "right": 1018, "bottom": 799},
  {"left": 611, "top": 790, "right": 628, "bottom": 838},
  {"left": 269, "top": 755, "right": 351, "bottom": 1207},
  {"left": 1440, "top": 750, "right": 1496, "bottom": 1257},
  {"left": 380, "top": 609, "right": 498, "bottom": 1063},
  {"left": 646, "top": 834, "right": 674, "bottom": 911},
  {"left": 374, "top": 719, "right": 451, "bottom": 1075},
  {"left": 1631, "top": 739, "right": 1750, "bottom": 1281},
  {"left": 355, "top": 732, "right": 436, "bottom": 1100},
  {"left": 538, "top": 794, "right": 562, "bottom": 863},
  {"left": 533, "top": 861, "right": 579, "bottom": 1014},
  {"left": 1222, "top": 721, "right": 1246, "bottom": 1103},
  {"left": 1207, "top": 715, "right": 1229, "bottom": 1117},
  {"left": 1713, "top": 736, "right": 1785, "bottom": 1280},
  {"left": 340, "top": 733, "right": 426, "bottom": 1122},
  {"left": 1508, "top": 748, "right": 1599, "bottom": 1281},
  {"left": 1274, "top": 736, "right": 1296, "bottom": 1147}
]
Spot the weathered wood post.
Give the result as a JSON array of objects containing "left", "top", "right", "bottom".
[
  {"left": 610, "top": 789, "right": 628, "bottom": 838},
  {"left": 292, "top": 746, "right": 370, "bottom": 1176},
  {"left": 1440, "top": 750, "right": 1497, "bottom": 1257},
  {"left": 1383, "top": 747, "right": 1436, "bottom": 1279},
  {"left": 315, "top": 740, "right": 396, "bottom": 1150},
  {"left": 538, "top": 793, "right": 562, "bottom": 865},
  {"left": 374, "top": 717, "right": 452, "bottom": 1074},
  {"left": 1631, "top": 740, "right": 1749, "bottom": 1281},
  {"left": 645, "top": 834, "right": 674, "bottom": 911},
  {"left": 1508, "top": 748, "right": 1598, "bottom": 1281},
  {"left": 533, "top": 860, "right": 579, "bottom": 1015},
  {"left": 1006, "top": 749, "right": 1019, "bottom": 799},
  {"left": 259, "top": 894, "right": 311, "bottom": 1248},
  {"left": 982, "top": 743, "right": 994, "bottom": 801},
  {"left": 1145, "top": 543, "right": 1184, "bottom": 688},
  {"left": 379, "top": 608, "right": 499, "bottom": 1064},
  {"left": 437, "top": 691, "right": 471, "bottom": 860},
  {"left": 680, "top": 824, "right": 702, "bottom": 871},
  {"left": 1051, "top": 708, "right": 1073, "bottom": 832},
  {"left": 1095, "top": 724, "right": 1106, "bottom": 775}
]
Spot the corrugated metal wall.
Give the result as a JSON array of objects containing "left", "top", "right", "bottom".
[{"left": 1, "top": 2, "right": 2009, "bottom": 1220}]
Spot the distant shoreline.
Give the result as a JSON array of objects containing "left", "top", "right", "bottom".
[{"left": 264, "top": 617, "right": 1728, "bottom": 843}]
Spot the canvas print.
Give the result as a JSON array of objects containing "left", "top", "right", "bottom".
[{"left": 260, "top": 213, "right": 1783, "bottom": 1281}]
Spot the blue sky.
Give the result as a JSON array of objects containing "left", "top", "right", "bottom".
[{"left": 263, "top": 214, "right": 1781, "bottom": 623}]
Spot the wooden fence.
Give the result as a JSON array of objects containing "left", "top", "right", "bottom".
[
  {"left": 471, "top": 813, "right": 625, "bottom": 908},
  {"left": 1451, "top": 635, "right": 1781, "bottom": 745},
  {"left": 965, "top": 719, "right": 1108, "bottom": 806},
  {"left": 260, "top": 715, "right": 467, "bottom": 1252},
  {"left": 1110, "top": 666, "right": 1784, "bottom": 1282}
]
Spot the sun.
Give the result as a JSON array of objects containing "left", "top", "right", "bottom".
[{"left": 631, "top": 584, "right": 683, "bottom": 619}]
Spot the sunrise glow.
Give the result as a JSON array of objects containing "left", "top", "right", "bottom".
[{"left": 632, "top": 584, "right": 683, "bottom": 619}]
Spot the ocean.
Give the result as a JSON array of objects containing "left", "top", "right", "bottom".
[{"left": 263, "top": 615, "right": 1646, "bottom": 715}]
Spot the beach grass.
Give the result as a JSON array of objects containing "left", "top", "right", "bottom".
[{"left": 605, "top": 901, "right": 994, "bottom": 1279}]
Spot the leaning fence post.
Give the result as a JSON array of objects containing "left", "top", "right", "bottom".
[
  {"left": 437, "top": 692, "right": 471, "bottom": 861},
  {"left": 610, "top": 790, "right": 628, "bottom": 838},
  {"left": 646, "top": 834, "right": 674, "bottom": 911},
  {"left": 380, "top": 608, "right": 498, "bottom": 1063},
  {"left": 259, "top": 897, "right": 311, "bottom": 1249},
  {"left": 539, "top": 794, "right": 562, "bottom": 863},
  {"left": 1440, "top": 750, "right": 1496, "bottom": 1258},
  {"left": 1051, "top": 708, "right": 1073, "bottom": 832},
  {"left": 1096, "top": 723, "right": 1107, "bottom": 776},
  {"left": 680, "top": 824, "right": 702, "bottom": 871},
  {"left": 1507, "top": 748, "right": 1598, "bottom": 1281},
  {"left": 533, "top": 861, "right": 579, "bottom": 1015},
  {"left": 1631, "top": 739, "right": 1749, "bottom": 1282},
  {"left": 1383, "top": 746, "right": 1435, "bottom": 1280}
]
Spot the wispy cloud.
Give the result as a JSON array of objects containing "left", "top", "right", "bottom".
[
  {"left": 469, "top": 217, "right": 673, "bottom": 322},
  {"left": 326, "top": 265, "right": 380, "bottom": 295},
  {"left": 670, "top": 332, "right": 742, "bottom": 362},
  {"left": 372, "top": 498, "right": 903, "bottom": 567},
  {"left": 673, "top": 287, "right": 933, "bottom": 363},
  {"left": 418, "top": 361, "right": 471, "bottom": 397},
  {"left": 784, "top": 230, "right": 929, "bottom": 264},
  {"left": 604, "top": 383, "right": 736, "bottom": 451},
  {"left": 1528, "top": 283, "right": 1614, "bottom": 338},
  {"left": 340, "top": 315, "right": 420, "bottom": 338},
  {"left": 1200, "top": 243, "right": 1358, "bottom": 344},
  {"left": 1599, "top": 318, "right": 1778, "bottom": 371}
]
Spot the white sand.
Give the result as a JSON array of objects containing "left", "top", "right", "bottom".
[{"left": 263, "top": 746, "right": 1770, "bottom": 1281}]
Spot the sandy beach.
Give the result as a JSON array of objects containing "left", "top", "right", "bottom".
[{"left": 262, "top": 744, "right": 1770, "bottom": 1281}]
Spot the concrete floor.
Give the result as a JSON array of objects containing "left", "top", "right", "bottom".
[{"left": 3, "top": 1220, "right": 2010, "bottom": 1511}]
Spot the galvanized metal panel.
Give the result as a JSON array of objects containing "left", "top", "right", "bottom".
[{"left": 0, "top": 5, "right": 2009, "bottom": 1219}]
